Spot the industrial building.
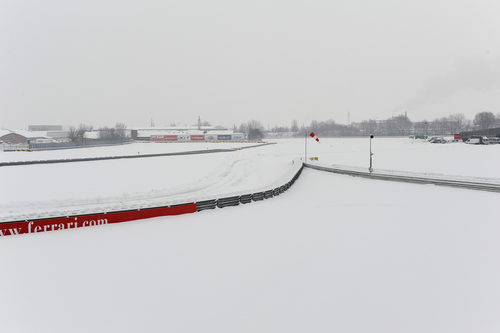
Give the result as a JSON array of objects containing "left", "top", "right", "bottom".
[
  {"left": 0, "top": 130, "right": 53, "bottom": 144},
  {"left": 132, "top": 127, "right": 246, "bottom": 142}
]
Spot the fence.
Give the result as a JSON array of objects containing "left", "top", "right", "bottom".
[
  {"left": 1, "top": 143, "right": 30, "bottom": 152},
  {"left": 28, "top": 139, "right": 131, "bottom": 151}
]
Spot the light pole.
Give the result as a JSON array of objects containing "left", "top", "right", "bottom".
[{"left": 369, "top": 135, "right": 374, "bottom": 173}]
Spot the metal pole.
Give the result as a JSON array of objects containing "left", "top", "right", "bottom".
[
  {"left": 304, "top": 130, "right": 307, "bottom": 162},
  {"left": 369, "top": 135, "right": 374, "bottom": 173}
]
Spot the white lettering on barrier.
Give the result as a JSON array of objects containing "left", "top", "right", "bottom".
[
  {"left": 0, "top": 218, "right": 109, "bottom": 236},
  {"left": 10, "top": 228, "right": 20, "bottom": 235},
  {"left": 0, "top": 227, "right": 22, "bottom": 236}
]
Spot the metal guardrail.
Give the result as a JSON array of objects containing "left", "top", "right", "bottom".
[
  {"left": 0, "top": 142, "right": 276, "bottom": 167},
  {"left": 304, "top": 163, "right": 500, "bottom": 193}
]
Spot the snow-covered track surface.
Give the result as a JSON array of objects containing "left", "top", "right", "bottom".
[
  {"left": 0, "top": 142, "right": 274, "bottom": 167},
  {"left": 305, "top": 162, "right": 500, "bottom": 193},
  {"left": 0, "top": 161, "right": 303, "bottom": 237}
]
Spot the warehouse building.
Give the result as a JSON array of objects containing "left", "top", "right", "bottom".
[
  {"left": 132, "top": 127, "right": 246, "bottom": 142},
  {"left": 0, "top": 130, "right": 53, "bottom": 144}
]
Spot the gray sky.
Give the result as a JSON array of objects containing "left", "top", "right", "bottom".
[{"left": 1, "top": 0, "right": 500, "bottom": 129}]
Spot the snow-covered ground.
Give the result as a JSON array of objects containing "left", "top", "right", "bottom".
[
  {"left": 1, "top": 169, "right": 499, "bottom": 333},
  {"left": 0, "top": 153, "right": 298, "bottom": 221},
  {"left": 3, "top": 138, "right": 499, "bottom": 179},
  {"left": 0, "top": 141, "right": 258, "bottom": 163},
  {"left": 1, "top": 138, "right": 499, "bottom": 220},
  {"left": 269, "top": 137, "right": 500, "bottom": 179}
]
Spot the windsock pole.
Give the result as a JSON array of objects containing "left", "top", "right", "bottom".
[{"left": 304, "top": 130, "right": 307, "bottom": 162}]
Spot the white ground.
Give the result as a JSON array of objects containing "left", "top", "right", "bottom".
[
  {"left": 1, "top": 138, "right": 500, "bottom": 332},
  {"left": 0, "top": 141, "right": 258, "bottom": 163},
  {"left": 1, "top": 169, "right": 499, "bottom": 333},
  {"left": 1, "top": 138, "right": 499, "bottom": 220},
  {"left": 287, "top": 137, "right": 500, "bottom": 179},
  {"left": 0, "top": 148, "right": 298, "bottom": 221}
]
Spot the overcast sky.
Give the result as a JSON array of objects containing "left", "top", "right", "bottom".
[{"left": 1, "top": 0, "right": 500, "bottom": 129}]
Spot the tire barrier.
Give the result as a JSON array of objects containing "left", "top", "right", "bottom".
[
  {"left": 264, "top": 190, "right": 273, "bottom": 199},
  {"left": 216, "top": 196, "right": 241, "bottom": 208},
  {"left": 252, "top": 192, "right": 265, "bottom": 201},
  {"left": 304, "top": 163, "right": 500, "bottom": 193},
  {"left": 199, "top": 165, "right": 303, "bottom": 211},
  {"left": 0, "top": 162, "right": 303, "bottom": 237},
  {"left": 195, "top": 199, "right": 217, "bottom": 212},
  {"left": 0, "top": 142, "right": 275, "bottom": 167},
  {"left": 239, "top": 194, "right": 252, "bottom": 204}
]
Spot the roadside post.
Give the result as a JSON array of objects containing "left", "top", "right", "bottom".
[{"left": 369, "top": 135, "right": 374, "bottom": 173}]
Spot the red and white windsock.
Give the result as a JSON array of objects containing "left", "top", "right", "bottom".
[{"left": 309, "top": 132, "right": 320, "bottom": 142}]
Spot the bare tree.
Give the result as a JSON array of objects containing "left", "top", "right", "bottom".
[
  {"left": 98, "top": 127, "right": 113, "bottom": 140},
  {"left": 448, "top": 113, "right": 467, "bottom": 133},
  {"left": 241, "top": 120, "right": 264, "bottom": 140},
  {"left": 115, "top": 123, "right": 127, "bottom": 139},
  {"left": 98, "top": 123, "right": 127, "bottom": 140},
  {"left": 68, "top": 124, "right": 89, "bottom": 142},
  {"left": 473, "top": 111, "right": 496, "bottom": 129}
]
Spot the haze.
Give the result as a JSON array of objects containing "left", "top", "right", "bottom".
[{"left": 1, "top": 0, "right": 500, "bottom": 129}]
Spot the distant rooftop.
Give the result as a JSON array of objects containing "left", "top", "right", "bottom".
[
  {"left": 131, "top": 126, "right": 227, "bottom": 131},
  {"left": 0, "top": 129, "right": 50, "bottom": 138},
  {"left": 28, "top": 125, "right": 63, "bottom": 131}
]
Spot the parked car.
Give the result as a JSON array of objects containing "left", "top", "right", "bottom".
[
  {"left": 429, "top": 137, "right": 447, "bottom": 143},
  {"left": 466, "top": 136, "right": 489, "bottom": 145},
  {"left": 487, "top": 137, "right": 500, "bottom": 144}
]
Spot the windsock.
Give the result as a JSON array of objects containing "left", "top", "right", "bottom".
[{"left": 309, "top": 132, "right": 320, "bottom": 142}]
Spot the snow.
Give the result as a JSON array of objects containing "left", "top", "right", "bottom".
[
  {"left": 2, "top": 137, "right": 499, "bottom": 179},
  {"left": 0, "top": 141, "right": 259, "bottom": 163},
  {"left": 1, "top": 169, "right": 499, "bottom": 332},
  {"left": 281, "top": 137, "right": 500, "bottom": 179},
  {"left": 1, "top": 138, "right": 499, "bottom": 221},
  {"left": 0, "top": 150, "right": 298, "bottom": 221},
  {"left": 306, "top": 161, "right": 500, "bottom": 186}
]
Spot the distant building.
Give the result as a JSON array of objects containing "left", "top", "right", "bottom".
[
  {"left": 130, "top": 127, "right": 246, "bottom": 141},
  {"left": 0, "top": 132, "right": 28, "bottom": 144},
  {"left": 28, "top": 125, "right": 63, "bottom": 131},
  {"left": 460, "top": 127, "right": 500, "bottom": 141},
  {"left": 45, "top": 131, "right": 69, "bottom": 139},
  {"left": 0, "top": 130, "right": 51, "bottom": 144}
]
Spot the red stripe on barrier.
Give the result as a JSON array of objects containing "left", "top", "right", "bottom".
[{"left": 0, "top": 203, "right": 197, "bottom": 237}]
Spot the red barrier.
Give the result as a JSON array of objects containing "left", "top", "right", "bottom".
[{"left": 0, "top": 203, "right": 197, "bottom": 237}]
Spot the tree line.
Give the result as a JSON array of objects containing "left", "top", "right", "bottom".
[
  {"left": 68, "top": 123, "right": 128, "bottom": 142},
  {"left": 263, "top": 111, "right": 500, "bottom": 137},
  {"left": 66, "top": 110, "right": 500, "bottom": 142}
]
